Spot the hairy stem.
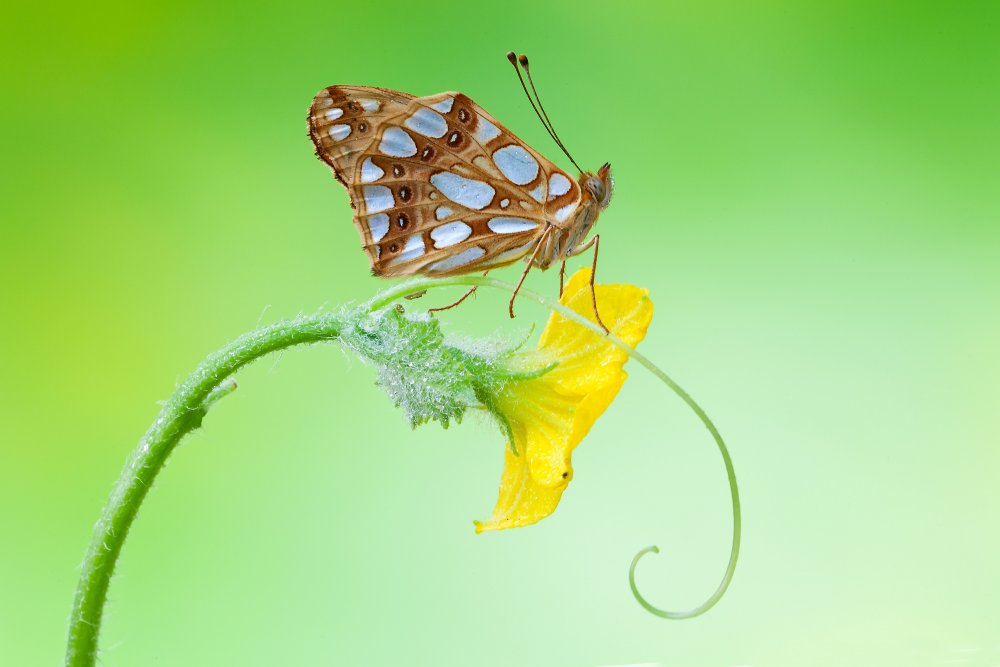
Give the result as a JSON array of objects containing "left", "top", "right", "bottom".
[{"left": 66, "top": 314, "right": 344, "bottom": 666}]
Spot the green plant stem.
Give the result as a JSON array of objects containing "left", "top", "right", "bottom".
[
  {"left": 372, "top": 275, "right": 741, "bottom": 619},
  {"left": 67, "top": 275, "right": 739, "bottom": 666},
  {"left": 65, "top": 314, "right": 344, "bottom": 667}
]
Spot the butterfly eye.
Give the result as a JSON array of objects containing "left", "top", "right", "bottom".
[{"left": 585, "top": 177, "right": 605, "bottom": 201}]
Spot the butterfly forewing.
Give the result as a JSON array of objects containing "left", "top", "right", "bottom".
[{"left": 309, "top": 87, "right": 584, "bottom": 277}]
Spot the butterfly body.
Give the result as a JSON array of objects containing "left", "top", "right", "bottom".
[{"left": 308, "top": 85, "right": 612, "bottom": 278}]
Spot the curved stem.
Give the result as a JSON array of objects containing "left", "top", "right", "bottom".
[
  {"left": 67, "top": 274, "right": 739, "bottom": 667},
  {"left": 371, "top": 275, "right": 741, "bottom": 619},
  {"left": 65, "top": 314, "right": 344, "bottom": 667}
]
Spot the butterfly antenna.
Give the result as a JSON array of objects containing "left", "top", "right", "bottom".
[
  {"left": 517, "top": 52, "right": 584, "bottom": 173},
  {"left": 506, "top": 51, "right": 584, "bottom": 173},
  {"left": 506, "top": 52, "right": 557, "bottom": 143}
]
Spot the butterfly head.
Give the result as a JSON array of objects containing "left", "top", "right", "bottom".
[{"left": 582, "top": 162, "right": 614, "bottom": 210}]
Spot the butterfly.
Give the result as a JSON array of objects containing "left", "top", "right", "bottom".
[{"left": 308, "top": 52, "right": 613, "bottom": 330}]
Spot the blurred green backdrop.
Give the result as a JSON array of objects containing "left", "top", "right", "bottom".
[{"left": 2, "top": 0, "right": 998, "bottom": 665}]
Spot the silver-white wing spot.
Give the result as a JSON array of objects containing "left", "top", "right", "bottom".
[
  {"left": 430, "top": 172, "right": 496, "bottom": 210},
  {"left": 389, "top": 233, "right": 426, "bottom": 266},
  {"left": 427, "top": 246, "right": 486, "bottom": 273},
  {"left": 328, "top": 124, "right": 351, "bottom": 141},
  {"left": 360, "top": 158, "right": 384, "bottom": 183},
  {"left": 363, "top": 185, "right": 394, "bottom": 213},
  {"left": 500, "top": 198, "right": 510, "bottom": 208},
  {"left": 528, "top": 182, "right": 545, "bottom": 203},
  {"left": 435, "top": 206, "right": 455, "bottom": 220},
  {"left": 324, "top": 108, "right": 344, "bottom": 121},
  {"left": 358, "top": 98, "right": 380, "bottom": 112},
  {"left": 554, "top": 202, "right": 577, "bottom": 223},
  {"left": 379, "top": 127, "right": 417, "bottom": 157},
  {"left": 492, "top": 145, "right": 539, "bottom": 185},
  {"left": 431, "top": 97, "right": 454, "bottom": 113},
  {"left": 430, "top": 221, "right": 473, "bottom": 248},
  {"left": 367, "top": 213, "right": 390, "bottom": 242},
  {"left": 487, "top": 217, "right": 539, "bottom": 234},
  {"left": 548, "top": 173, "right": 571, "bottom": 199},
  {"left": 474, "top": 114, "right": 501, "bottom": 143},
  {"left": 405, "top": 108, "right": 448, "bottom": 138}
]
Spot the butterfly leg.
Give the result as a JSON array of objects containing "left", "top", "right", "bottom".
[
  {"left": 510, "top": 226, "right": 552, "bottom": 319},
  {"left": 559, "top": 260, "right": 567, "bottom": 297},
  {"left": 428, "top": 271, "right": 489, "bottom": 313},
  {"left": 567, "top": 234, "right": 609, "bottom": 334}
]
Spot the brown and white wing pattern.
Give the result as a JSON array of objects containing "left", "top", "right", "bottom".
[
  {"left": 308, "top": 86, "right": 414, "bottom": 185},
  {"left": 309, "top": 88, "right": 584, "bottom": 277}
]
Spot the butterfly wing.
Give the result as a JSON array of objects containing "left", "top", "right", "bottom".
[
  {"left": 310, "top": 89, "right": 583, "bottom": 277},
  {"left": 308, "top": 86, "right": 415, "bottom": 185}
]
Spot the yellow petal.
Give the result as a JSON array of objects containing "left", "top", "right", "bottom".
[
  {"left": 476, "top": 269, "right": 653, "bottom": 532},
  {"left": 568, "top": 371, "right": 626, "bottom": 450},
  {"left": 474, "top": 434, "right": 568, "bottom": 532},
  {"left": 541, "top": 268, "right": 652, "bottom": 353}
]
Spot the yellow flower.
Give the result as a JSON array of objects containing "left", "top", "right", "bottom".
[{"left": 475, "top": 269, "right": 653, "bottom": 532}]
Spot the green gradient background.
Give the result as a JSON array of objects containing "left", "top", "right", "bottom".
[{"left": 2, "top": 1, "right": 998, "bottom": 665}]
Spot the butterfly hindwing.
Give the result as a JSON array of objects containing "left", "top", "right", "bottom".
[{"left": 308, "top": 86, "right": 415, "bottom": 185}]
